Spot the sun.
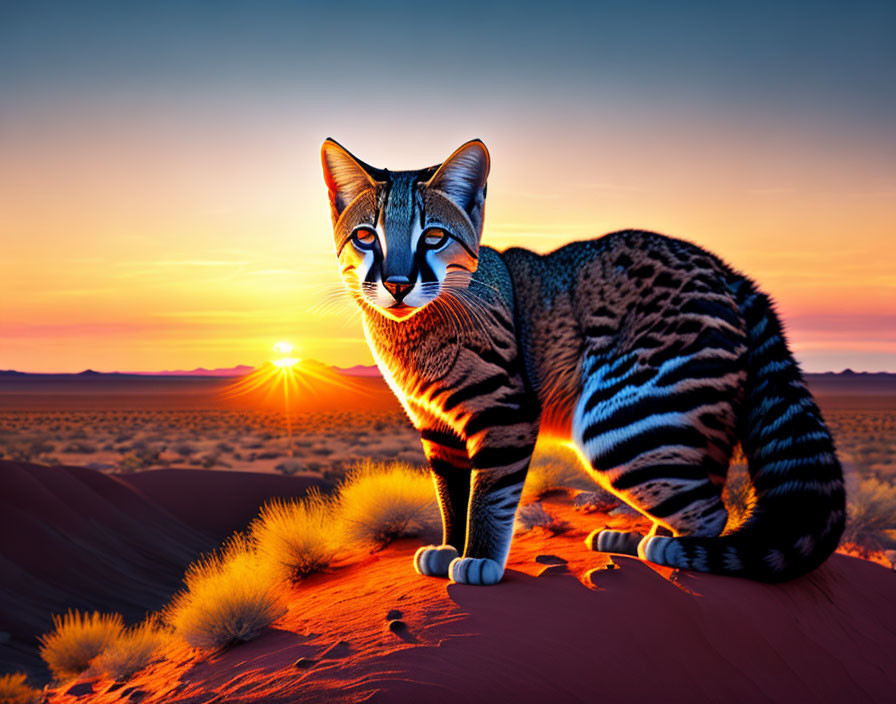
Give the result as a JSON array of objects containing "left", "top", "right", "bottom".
[{"left": 272, "top": 341, "right": 300, "bottom": 368}]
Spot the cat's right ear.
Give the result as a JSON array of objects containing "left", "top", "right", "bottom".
[{"left": 321, "top": 139, "right": 376, "bottom": 223}]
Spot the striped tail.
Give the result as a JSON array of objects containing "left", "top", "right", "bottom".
[{"left": 640, "top": 277, "right": 846, "bottom": 581}]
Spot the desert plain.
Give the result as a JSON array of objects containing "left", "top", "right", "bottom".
[{"left": 0, "top": 364, "right": 894, "bottom": 703}]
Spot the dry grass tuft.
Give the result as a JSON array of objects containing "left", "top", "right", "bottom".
[
  {"left": 0, "top": 673, "right": 39, "bottom": 704},
  {"left": 337, "top": 460, "right": 440, "bottom": 549},
  {"left": 251, "top": 490, "right": 340, "bottom": 582},
  {"left": 91, "top": 618, "right": 172, "bottom": 681},
  {"left": 514, "top": 502, "right": 570, "bottom": 534},
  {"left": 722, "top": 463, "right": 757, "bottom": 532},
  {"left": 843, "top": 476, "right": 896, "bottom": 556},
  {"left": 165, "top": 535, "right": 287, "bottom": 650},
  {"left": 39, "top": 610, "right": 124, "bottom": 681},
  {"left": 522, "top": 443, "right": 598, "bottom": 503}
]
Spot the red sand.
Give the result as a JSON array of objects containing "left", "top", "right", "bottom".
[
  {"left": 0, "top": 461, "right": 324, "bottom": 684},
  {"left": 47, "top": 495, "right": 896, "bottom": 704},
  {"left": 120, "top": 469, "right": 326, "bottom": 543}
]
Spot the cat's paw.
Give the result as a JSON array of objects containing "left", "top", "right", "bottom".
[
  {"left": 448, "top": 557, "right": 504, "bottom": 585},
  {"left": 414, "top": 545, "right": 459, "bottom": 577},
  {"left": 585, "top": 529, "right": 644, "bottom": 556}
]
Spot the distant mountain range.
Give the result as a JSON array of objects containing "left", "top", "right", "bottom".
[
  {"left": 0, "top": 362, "right": 384, "bottom": 378},
  {"left": 0, "top": 366, "right": 893, "bottom": 380},
  {"left": 123, "top": 365, "right": 256, "bottom": 377}
]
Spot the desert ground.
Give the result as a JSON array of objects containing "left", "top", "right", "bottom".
[
  {"left": 1, "top": 369, "right": 892, "bottom": 485},
  {"left": 0, "top": 367, "right": 894, "bottom": 702}
]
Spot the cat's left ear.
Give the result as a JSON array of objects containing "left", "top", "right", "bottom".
[{"left": 427, "top": 139, "right": 490, "bottom": 234}]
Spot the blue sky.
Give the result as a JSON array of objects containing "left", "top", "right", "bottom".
[{"left": 1, "top": 1, "right": 894, "bottom": 372}]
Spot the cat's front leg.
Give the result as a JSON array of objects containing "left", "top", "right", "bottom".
[
  {"left": 414, "top": 429, "right": 471, "bottom": 578},
  {"left": 450, "top": 429, "right": 537, "bottom": 585}
]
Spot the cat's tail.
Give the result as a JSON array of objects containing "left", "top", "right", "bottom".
[{"left": 639, "top": 276, "right": 846, "bottom": 581}]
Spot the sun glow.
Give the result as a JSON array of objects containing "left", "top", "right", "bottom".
[{"left": 222, "top": 342, "right": 366, "bottom": 455}]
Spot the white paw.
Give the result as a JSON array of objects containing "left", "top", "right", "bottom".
[
  {"left": 414, "top": 545, "right": 459, "bottom": 577},
  {"left": 586, "top": 529, "right": 643, "bottom": 555},
  {"left": 448, "top": 557, "right": 504, "bottom": 585}
]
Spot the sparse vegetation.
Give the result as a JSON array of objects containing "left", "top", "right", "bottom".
[
  {"left": 251, "top": 491, "right": 339, "bottom": 582},
  {"left": 91, "top": 619, "right": 171, "bottom": 680},
  {"left": 522, "top": 443, "right": 598, "bottom": 504},
  {"left": 0, "top": 672, "right": 39, "bottom": 704},
  {"left": 38, "top": 610, "right": 124, "bottom": 681},
  {"left": 165, "top": 535, "right": 287, "bottom": 650},
  {"left": 0, "top": 409, "right": 423, "bottom": 477},
  {"left": 515, "top": 502, "right": 570, "bottom": 534},
  {"left": 722, "top": 462, "right": 756, "bottom": 532},
  {"left": 842, "top": 476, "right": 896, "bottom": 556},
  {"left": 337, "top": 460, "right": 440, "bottom": 549}
]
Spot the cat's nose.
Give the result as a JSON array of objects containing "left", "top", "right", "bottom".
[{"left": 383, "top": 275, "right": 412, "bottom": 303}]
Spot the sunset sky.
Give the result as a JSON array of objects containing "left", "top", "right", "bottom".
[{"left": 1, "top": 1, "right": 894, "bottom": 373}]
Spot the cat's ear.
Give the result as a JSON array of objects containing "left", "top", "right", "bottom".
[
  {"left": 321, "top": 139, "right": 377, "bottom": 222},
  {"left": 427, "top": 139, "right": 490, "bottom": 233}
]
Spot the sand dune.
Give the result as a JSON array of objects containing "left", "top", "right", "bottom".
[
  {"left": 0, "top": 461, "right": 324, "bottom": 683},
  {"left": 119, "top": 469, "right": 326, "bottom": 543},
  {"left": 41, "top": 494, "right": 896, "bottom": 703}
]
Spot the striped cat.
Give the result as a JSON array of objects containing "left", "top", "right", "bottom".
[{"left": 321, "top": 138, "right": 845, "bottom": 584}]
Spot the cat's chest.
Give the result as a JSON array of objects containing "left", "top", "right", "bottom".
[{"left": 362, "top": 312, "right": 512, "bottom": 431}]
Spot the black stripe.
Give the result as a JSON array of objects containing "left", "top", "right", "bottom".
[
  {"left": 441, "top": 373, "right": 510, "bottom": 411},
  {"left": 420, "top": 427, "right": 466, "bottom": 450},
  {"left": 649, "top": 482, "right": 720, "bottom": 518},
  {"left": 471, "top": 444, "right": 533, "bottom": 469},
  {"left": 587, "top": 425, "right": 707, "bottom": 469},
  {"left": 428, "top": 456, "right": 464, "bottom": 475},
  {"left": 584, "top": 324, "right": 616, "bottom": 337},
  {"left": 490, "top": 467, "right": 529, "bottom": 492},
  {"left": 585, "top": 384, "right": 732, "bottom": 440},
  {"left": 582, "top": 367, "right": 656, "bottom": 414},
  {"left": 604, "top": 355, "right": 638, "bottom": 381},
  {"left": 656, "top": 355, "right": 740, "bottom": 388},
  {"left": 680, "top": 298, "right": 741, "bottom": 328},
  {"left": 612, "top": 463, "right": 709, "bottom": 490},
  {"left": 464, "top": 401, "right": 540, "bottom": 436}
]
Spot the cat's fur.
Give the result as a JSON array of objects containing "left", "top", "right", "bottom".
[{"left": 321, "top": 138, "right": 845, "bottom": 584}]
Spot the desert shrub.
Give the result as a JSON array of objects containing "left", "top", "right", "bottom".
[
  {"left": 39, "top": 610, "right": 124, "bottom": 681},
  {"left": 199, "top": 452, "right": 220, "bottom": 468},
  {"left": 522, "top": 443, "right": 597, "bottom": 503},
  {"left": 842, "top": 477, "right": 896, "bottom": 556},
  {"left": 7, "top": 439, "right": 55, "bottom": 462},
  {"left": 174, "top": 443, "right": 196, "bottom": 458},
  {"left": 0, "top": 673, "right": 39, "bottom": 704},
  {"left": 63, "top": 441, "right": 96, "bottom": 454},
  {"left": 515, "top": 502, "right": 570, "bottom": 534},
  {"left": 274, "top": 458, "right": 303, "bottom": 475},
  {"left": 166, "top": 535, "right": 287, "bottom": 650},
  {"left": 722, "top": 463, "right": 756, "bottom": 532},
  {"left": 572, "top": 489, "right": 619, "bottom": 513},
  {"left": 337, "top": 460, "right": 440, "bottom": 549},
  {"left": 251, "top": 491, "right": 339, "bottom": 582},
  {"left": 91, "top": 619, "right": 171, "bottom": 681}
]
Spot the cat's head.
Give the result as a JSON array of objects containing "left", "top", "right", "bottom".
[{"left": 321, "top": 138, "right": 489, "bottom": 321}]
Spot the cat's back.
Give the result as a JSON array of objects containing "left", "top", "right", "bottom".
[
  {"left": 501, "top": 229, "right": 739, "bottom": 332},
  {"left": 497, "top": 230, "right": 745, "bottom": 432}
]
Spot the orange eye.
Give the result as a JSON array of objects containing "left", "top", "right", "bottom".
[
  {"left": 353, "top": 229, "right": 377, "bottom": 249},
  {"left": 423, "top": 229, "right": 448, "bottom": 249}
]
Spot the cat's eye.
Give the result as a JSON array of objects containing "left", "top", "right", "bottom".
[
  {"left": 352, "top": 228, "right": 377, "bottom": 250},
  {"left": 422, "top": 229, "right": 448, "bottom": 249}
]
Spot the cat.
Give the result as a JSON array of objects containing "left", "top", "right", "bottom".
[{"left": 320, "top": 138, "right": 845, "bottom": 584}]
